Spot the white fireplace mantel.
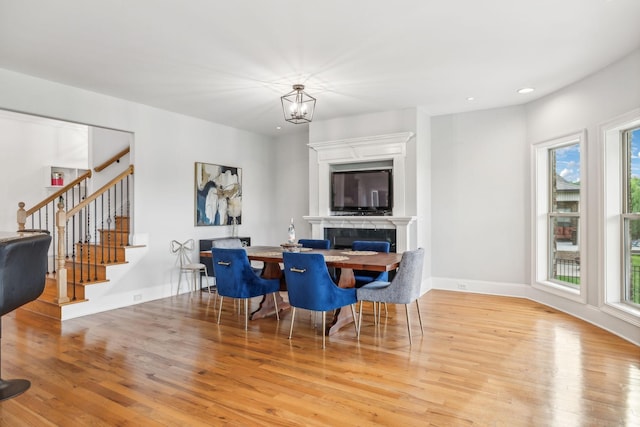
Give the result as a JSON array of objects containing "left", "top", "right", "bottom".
[
  {"left": 304, "top": 215, "right": 417, "bottom": 252},
  {"left": 305, "top": 131, "right": 418, "bottom": 252}
]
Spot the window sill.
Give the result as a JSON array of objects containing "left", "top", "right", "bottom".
[
  {"left": 533, "top": 280, "right": 586, "bottom": 303},
  {"left": 601, "top": 301, "right": 640, "bottom": 327}
]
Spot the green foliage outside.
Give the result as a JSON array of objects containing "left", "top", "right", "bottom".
[
  {"left": 630, "top": 254, "right": 640, "bottom": 304},
  {"left": 630, "top": 177, "right": 640, "bottom": 236},
  {"left": 628, "top": 177, "right": 640, "bottom": 303},
  {"left": 557, "top": 275, "right": 579, "bottom": 285}
]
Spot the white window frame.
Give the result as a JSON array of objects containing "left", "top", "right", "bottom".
[
  {"left": 601, "top": 108, "right": 640, "bottom": 325},
  {"left": 532, "top": 130, "right": 587, "bottom": 303}
]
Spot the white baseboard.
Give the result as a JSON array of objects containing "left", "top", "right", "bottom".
[{"left": 431, "top": 277, "right": 529, "bottom": 298}]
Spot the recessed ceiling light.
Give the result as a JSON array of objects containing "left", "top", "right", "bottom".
[
  {"left": 517, "top": 87, "right": 535, "bottom": 94},
  {"left": 276, "top": 126, "right": 282, "bottom": 130},
  {"left": 466, "top": 97, "right": 475, "bottom": 101}
]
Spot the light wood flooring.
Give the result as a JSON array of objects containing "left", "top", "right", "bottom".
[{"left": 0, "top": 290, "right": 638, "bottom": 426}]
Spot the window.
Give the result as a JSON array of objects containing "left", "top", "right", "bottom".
[
  {"left": 603, "top": 109, "right": 640, "bottom": 324},
  {"left": 533, "top": 131, "right": 586, "bottom": 302},
  {"left": 621, "top": 126, "right": 640, "bottom": 307}
]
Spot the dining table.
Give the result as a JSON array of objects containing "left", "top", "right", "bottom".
[{"left": 201, "top": 245, "right": 403, "bottom": 335}]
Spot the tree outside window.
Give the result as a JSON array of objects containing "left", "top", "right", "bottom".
[{"left": 623, "top": 126, "right": 640, "bottom": 306}]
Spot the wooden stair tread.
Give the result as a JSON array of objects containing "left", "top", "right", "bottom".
[{"left": 32, "top": 293, "right": 88, "bottom": 307}]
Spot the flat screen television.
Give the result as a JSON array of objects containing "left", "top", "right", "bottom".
[{"left": 331, "top": 169, "right": 392, "bottom": 214}]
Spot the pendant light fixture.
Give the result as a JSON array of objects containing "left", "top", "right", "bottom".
[{"left": 281, "top": 84, "right": 316, "bottom": 124}]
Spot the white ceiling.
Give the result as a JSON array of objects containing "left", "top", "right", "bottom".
[{"left": 1, "top": 0, "right": 639, "bottom": 137}]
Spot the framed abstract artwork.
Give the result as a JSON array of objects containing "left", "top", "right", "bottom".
[{"left": 195, "top": 162, "right": 242, "bottom": 226}]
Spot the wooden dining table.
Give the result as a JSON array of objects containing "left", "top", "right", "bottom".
[{"left": 201, "top": 245, "right": 403, "bottom": 335}]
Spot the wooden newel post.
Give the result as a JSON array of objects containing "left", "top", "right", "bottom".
[
  {"left": 55, "top": 202, "right": 70, "bottom": 304},
  {"left": 17, "top": 202, "right": 26, "bottom": 231}
]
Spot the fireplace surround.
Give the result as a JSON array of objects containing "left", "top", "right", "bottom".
[{"left": 304, "top": 132, "right": 417, "bottom": 252}]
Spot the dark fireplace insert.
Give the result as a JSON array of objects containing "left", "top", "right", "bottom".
[{"left": 324, "top": 228, "right": 396, "bottom": 252}]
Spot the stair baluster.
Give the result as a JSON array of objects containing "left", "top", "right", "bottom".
[{"left": 18, "top": 165, "right": 134, "bottom": 317}]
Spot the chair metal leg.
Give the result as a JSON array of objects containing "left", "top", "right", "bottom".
[
  {"left": 358, "top": 301, "right": 363, "bottom": 338},
  {"left": 272, "top": 293, "right": 280, "bottom": 321},
  {"left": 288, "top": 308, "right": 297, "bottom": 339},
  {"left": 415, "top": 299, "right": 424, "bottom": 335},
  {"left": 209, "top": 281, "right": 218, "bottom": 316},
  {"left": 373, "top": 301, "right": 378, "bottom": 325},
  {"left": 244, "top": 299, "right": 249, "bottom": 330},
  {"left": 176, "top": 270, "right": 183, "bottom": 295},
  {"left": 212, "top": 292, "right": 218, "bottom": 316},
  {"left": 200, "top": 267, "right": 210, "bottom": 293},
  {"left": 322, "top": 311, "right": 326, "bottom": 349},
  {"left": 405, "top": 304, "right": 412, "bottom": 345},
  {"left": 217, "top": 296, "right": 224, "bottom": 324},
  {"left": 350, "top": 304, "right": 359, "bottom": 337}
]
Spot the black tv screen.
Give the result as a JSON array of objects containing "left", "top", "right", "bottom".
[{"left": 331, "top": 169, "right": 392, "bottom": 213}]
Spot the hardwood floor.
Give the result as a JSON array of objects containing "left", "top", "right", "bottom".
[{"left": 0, "top": 290, "right": 637, "bottom": 426}]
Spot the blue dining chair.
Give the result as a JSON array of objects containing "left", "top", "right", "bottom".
[
  {"left": 352, "top": 240, "right": 391, "bottom": 286},
  {"left": 356, "top": 248, "right": 425, "bottom": 345},
  {"left": 298, "top": 239, "right": 331, "bottom": 250},
  {"left": 211, "top": 248, "right": 280, "bottom": 330},
  {"left": 282, "top": 252, "right": 358, "bottom": 348},
  {"left": 299, "top": 239, "right": 336, "bottom": 281}
]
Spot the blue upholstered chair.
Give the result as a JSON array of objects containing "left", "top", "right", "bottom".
[
  {"left": 356, "top": 248, "right": 425, "bottom": 344},
  {"left": 211, "top": 248, "right": 280, "bottom": 330},
  {"left": 352, "top": 240, "right": 391, "bottom": 286},
  {"left": 210, "top": 238, "right": 262, "bottom": 274},
  {"left": 298, "top": 239, "right": 331, "bottom": 250},
  {"left": 282, "top": 252, "right": 358, "bottom": 348},
  {"left": 299, "top": 238, "right": 335, "bottom": 282},
  {"left": 209, "top": 238, "right": 262, "bottom": 310}
]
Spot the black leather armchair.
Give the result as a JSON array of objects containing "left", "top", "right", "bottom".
[{"left": 0, "top": 232, "right": 51, "bottom": 400}]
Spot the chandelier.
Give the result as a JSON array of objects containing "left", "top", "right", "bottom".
[{"left": 281, "top": 84, "right": 316, "bottom": 124}]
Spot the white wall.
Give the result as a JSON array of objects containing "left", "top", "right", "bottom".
[
  {"left": 273, "top": 130, "right": 311, "bottom": 242},
  {"left": 431, "top": 106, "right": 528, "bottom": 284},
  {"left": 0, "top": 67, "right": 276, "bottom": 316},
  {"left": 0, "top": 110, "right": 88, "bottom": 231},
  {"left": 89, "top": 126, "right": 132, "bottom": 191},
  {"left": 416, "top": 109, "right": 432, "bottom": 277}
]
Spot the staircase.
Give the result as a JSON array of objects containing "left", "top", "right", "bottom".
[
  {"left": 17, "top": 160, "right": 137, "bottom": 320},
  {"left": 22, "top": 216, "right": 132, "bottom": 319}
]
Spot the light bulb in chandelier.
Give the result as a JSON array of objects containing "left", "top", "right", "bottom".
[{"left": 289, "top": 102, "right": 308, "bottom": 118}]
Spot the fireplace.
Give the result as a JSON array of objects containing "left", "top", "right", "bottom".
[
  {"left": 305, "top": 131, "right": 418, "bottom": 253},
  {"left": 325, "top": 228, "right": 396, "bottom": 252}
]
